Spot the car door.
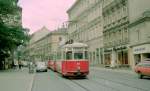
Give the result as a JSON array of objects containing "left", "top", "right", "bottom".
[{"left": 142, "top": 63, "right": 150, "bottom": 76}]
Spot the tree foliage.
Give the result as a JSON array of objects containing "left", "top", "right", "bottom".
[{"left": 0, "top": 0, "right": 29, "bottom": 60}]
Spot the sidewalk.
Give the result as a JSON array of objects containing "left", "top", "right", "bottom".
[
  {"left": 91, "top": 64, "right": 135, "bottom": 75},
  {"left": 0, "top": 67, "right": 35, "bottom": 91}
]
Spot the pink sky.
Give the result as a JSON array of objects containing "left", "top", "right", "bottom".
[{"left": 18, "top": 0, "right": 75, "bottom": 34}]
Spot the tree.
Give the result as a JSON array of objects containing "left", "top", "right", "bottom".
[
  {"left": 0, "top": 0, "right": 18, "bottom": 15},
  {"left": 0, "top": 0, "right": 29, "bottom": 69}
]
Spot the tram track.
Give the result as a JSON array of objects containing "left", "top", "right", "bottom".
[
  {"left": 31, "top": 69, "right": 149, "bottom": 91},
  {"left": 50, "top": 69, "right": 119, "bottom": 91},
  {"left": 69, "top": 79, "right": 91, "bottom": 91},
  {"left": 69, "top": 76, "right": 148, "bottom": 91},
  {"left": 65, "top": 68, "right": 149, "bottom": 91},
  {"left": 53, "top": 71, "right": 91, "bottom": 91},
  {"left": 89, "top": 71, "right": 149, "bottom": 91},
  {"left": 89, "top": 78, "right": 141, "bottom": 91},
  {"left": 52, "top": 69, "right": 146, "bottom": 91},
  {"left": 93, "top": 76, "right": 148, "bottom": 91},
  {"left": 69, "top": 77, "right": 120, "bottom": 91}
]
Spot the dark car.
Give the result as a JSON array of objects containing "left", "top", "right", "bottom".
[{"left": 135, "top": 59, "right": 150, "bottom": 79}]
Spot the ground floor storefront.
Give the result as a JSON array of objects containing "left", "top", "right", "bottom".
[
  {"left": 89, "top": 48, "right": 103, "bottom": 66},
  {"left": 130, "top": 44, "right": 150, "bottom": 67},
  {"left": 117, "top": 50, "right": 129, "bottom": 67},
  {"left": 104, "top": 46, "right": 130, "bottom": 68}
]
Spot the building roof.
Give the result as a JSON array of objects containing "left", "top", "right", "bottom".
[
  {"left": 67, "top": 0, "right": 79, "bottom": 14},
  {"left": 30, "top": 26, "right": 50, "bottom": 43}
]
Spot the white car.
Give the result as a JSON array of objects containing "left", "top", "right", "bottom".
[{"left": 36, "top": 62, "right": 47, "bottom": 72}]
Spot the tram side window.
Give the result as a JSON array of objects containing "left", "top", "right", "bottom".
[
  {"left": 66, "top": 51, "right": 72, "bottom": 59},
  {"left": 57, "top": 52, "right": 61, "bottom": 60},
  {"left": 85, "top": 51, "right": 88, "bottom": 59},
  {"left": 74, "top": 53, "right": 83, "bottom": 59}
]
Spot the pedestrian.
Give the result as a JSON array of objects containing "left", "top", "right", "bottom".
[
  {"left": 29, "top": 62, "right": 34, "bottom": 73},
  {"left": 14, "top": 60, "right": 18, "bottom": 70},
  {"left": 18, "top": 61, "right": 22, "bottom": 69}
]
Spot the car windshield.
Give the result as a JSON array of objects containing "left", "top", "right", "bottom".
[
  {"left": 37, "top": 62, "right": 46, "bottom": 66},
  {"left": 144, "top": 59, "right": 150, "bottom": 61}
]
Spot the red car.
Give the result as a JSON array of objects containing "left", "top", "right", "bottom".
[{"left": 135, "top": 59, "right": 150, "bottom": 79}]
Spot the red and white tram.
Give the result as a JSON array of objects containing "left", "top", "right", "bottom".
[
  {"left": 47, "top": 60, "right": 56, "bottom": 71},
  {"left": 53, "top": 42, "right": 89, "bottom": 77}
]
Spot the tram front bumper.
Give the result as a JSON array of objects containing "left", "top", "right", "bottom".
[{"left": 64, "top": 71, "right": 89, "bottom": 76}]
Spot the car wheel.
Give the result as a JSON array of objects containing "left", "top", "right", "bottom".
[{"left": 138, "top": 73, "right": 143, "bottom": 79}]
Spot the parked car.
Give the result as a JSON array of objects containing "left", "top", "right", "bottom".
[
  {"left": 36, "top": 62, "right": 47, "bottom": 72},
  {"left": 135, "top": 59, "right": 150, "bottom": 79}
]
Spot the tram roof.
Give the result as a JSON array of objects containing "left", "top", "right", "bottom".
[{"left": 62, "top": 42, "right": 88, "bottom": 48}]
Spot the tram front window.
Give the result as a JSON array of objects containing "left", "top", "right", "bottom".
[
  {"left": 74, "top": 53, "right": 83, "bottom": 59},
  {"left": 66, "top": 51, "right": 72, "bottom": 59}
]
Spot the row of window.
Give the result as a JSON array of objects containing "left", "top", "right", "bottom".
[
  {"left": 130, "top": 27, "right": 150, "bottom": 45},
  {"left": 69, "top": 1, "right": 102, "bottom": 31},
  {"left": 72, "top": 22, "right": 102, "bottom": 42},
  {"left": 104, "top": 27, "right": 129, "bottom": 47},
  {"left": 103, "top": 3, "right": 128, "bottom": 27},
  {"left": 32, "top": 35, "right": 65, "bottom": 56},
  {"left": 69, "top": 0, "right": 101, "bottom": 20},
  {"left": 103, "top": 0, "right": 114, "bottom": 8}
]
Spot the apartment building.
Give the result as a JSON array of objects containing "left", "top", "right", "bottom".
[
  {"left": 67, "top": 0, "right": 104, "bottom": 65},
  {"left": 128, "top": 0, "right": 150, "bottom": 69},
  {"left": 28, "top": 27, "right": 68, "bottom": 62},
  {"left": 28, "top": 27, "right": 50, "bottom": 62},
  {"left": 44, "top": 28, "right": 68, "bottom": 61},
  {"left": 103, "top": 0, "right": 129, "bottom": 67}
]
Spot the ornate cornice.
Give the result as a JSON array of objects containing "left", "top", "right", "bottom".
[{"left": 129, "top": 11, "right": 150, "bottom": 28}]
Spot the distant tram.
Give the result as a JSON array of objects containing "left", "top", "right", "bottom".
[{"left": 49, "top": 42, "right": 89, "bottom": 77}]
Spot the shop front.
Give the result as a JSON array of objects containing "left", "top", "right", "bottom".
[
  {"left": 117, "top": 50, "right": 129, "bottom": 67},
  {"left": 133, "top": 44, "right": 150, "bottom": 65},
  {"left": 112, "top": 45, "right": 129, "bottom": 68},
  {"left": 104, "top": 48, "right": 112, "bottom": 67}
]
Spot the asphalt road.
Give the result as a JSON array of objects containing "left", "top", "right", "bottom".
[
  {"left": 31, "top": 68, "right": 150, "bottom": 91},
  {"left": 0, "top": 67, "right": 150, "bottom": 91}
]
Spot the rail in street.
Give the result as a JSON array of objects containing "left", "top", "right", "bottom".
[
  {"left": 0, "top": 67, "right": 150, "bottom": 91},
  {"left": 30, "top": 68, "right": 150, "bottom": 91}
]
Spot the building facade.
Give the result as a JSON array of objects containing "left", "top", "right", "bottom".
[
  {"left": 128, "top": 0, "right": 150, "bottom": 69},
  {"left": 44, "top": 28, "right": 68, "bottom": 61},
  {"left": 28, "top": 27, "right": 50, "bottom": 62},
  {"left": 28, "top": 27, "right": 68, "bottom": 62},
  {"left": 103, "top": 0, "right": 129, "bottom": 67},
  {"left": 67, "top": 0, "right": 104, "bottom": 65}
]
